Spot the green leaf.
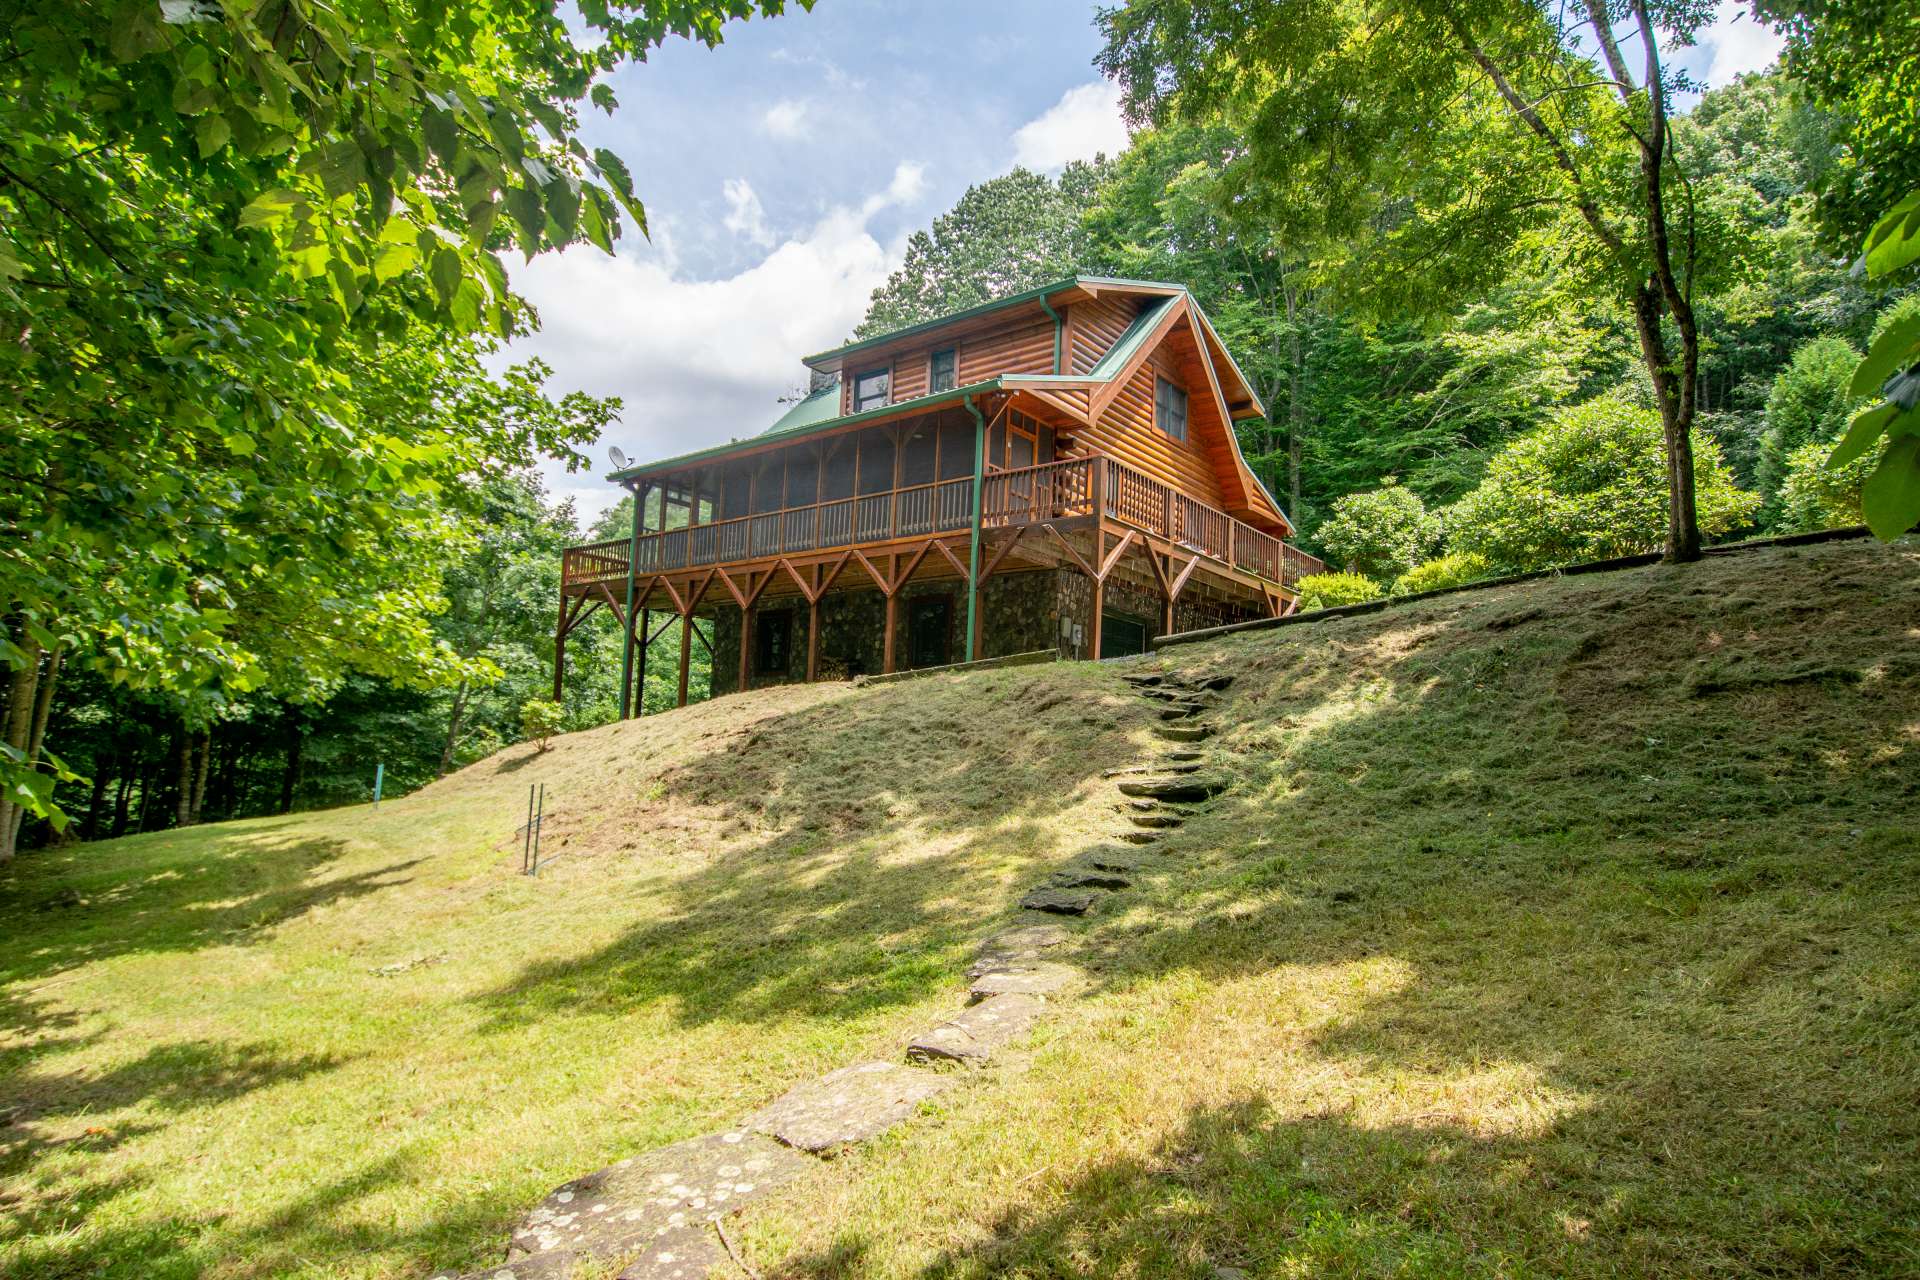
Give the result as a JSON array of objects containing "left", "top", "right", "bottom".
[
  {"left": 1851, "top": 313, "right": 1920, "bottom": 397},
  {"left": 545, "top": 177, "right": 580, "bottom": 241},
  {"left": 237, "top": 188, "right": 302, "bottom": 229},
  {"left": 591, "top": 83, "right": 618, "bottom": 114},
  {"left": 0, "top": 243, "right": 23, "bottom": 281},
  {"left": 505, "top": 185, "right": 544, "bottom": 251},
  {"left": 424, "top": 107, "right": 459, "bottom": 167},
  {"left": 195, "top": 113, "right": 232, "bottom": 158},
  {"left": 300, "top": 139, "right": 368, "bottom": 199},
  {"left": 1829, "top": 402, "right": 1899, "bottom": 467},
  {"left": 430, "top": 246, "right": 462, "bottom": 307},
  {"left": 224, "top": 432, "right": 256, "bottom": 455},
  {"left": 581, "top": 190, "right": 612, "bottom": 252},
  {"left": 1863, "top": 191, "right": 1920, "bottom": 278},
  {"left": 372, "top": 239, "right": 418, "bottom": 283},
  {"left": 1860, "top": 431, "right": 1920, "bottom": 539}
]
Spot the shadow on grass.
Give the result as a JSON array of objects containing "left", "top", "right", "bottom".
[
  {"left": 472, "top": 667, "right": 1151, "bottom": 1033},
  {"left": 0, "top": 1147, "right": 532, "bottom": 1280},
  {"left": 0, "top": 833, "right": 423, "bottom": 993},
  {"left": 775, "top": 543, "right": 1920, "bottom": 1277}
]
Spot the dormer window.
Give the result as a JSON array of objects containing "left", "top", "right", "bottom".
[
  {"left": 929, "top": 348, "right": 957, "bottom": 394},
  {"left": 1155, "top": 376, "right": 1188, "bottom": 442},
  {"left": 854, "top": 367, "right": 891, "bottom": 413}
]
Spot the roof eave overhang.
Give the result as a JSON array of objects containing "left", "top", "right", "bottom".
[{"left": 607, "top": 379, "right": 1009, "bottom": 482}]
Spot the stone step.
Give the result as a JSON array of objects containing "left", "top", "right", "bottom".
[
  {"left": 1021, "top": 886, "right": 1099, "bottom": 916},
  {"left": 1197, "top": 674, "right": 1235, "bottom": 691},
  {"left": 971, "top": 923, "right": 1071, "bottom": 975},
  {"left": 968, "top": 959, "right": 1080, "bottom": 1001},
  {"left": 1100, "top": 764, "right": 1159, "bottom": 779},
  {"left": 1083, "top": 848, "right": 1148, "bottom": 873},
  {"left": 1122, "top": 798, "right": 1160, "bottom": 812},
  {"left": 428, "top": 1129, "right": 815, "bottom": 1280},
  {"left": 1159, "top": 704, "right": 1207, "bottom": 721},
  {"left": 1117, "top": 776, "right": 1226, "bottom": 802},
  {"left": 1120, "top": 673, "right": 1164, "bottom": 687},
  {"left": 1129, "top": 813, "right": 1183, "bottom": 829},
  {"left": 1115, "top": 830, "right": 1162, "bottom": 845},
  {"left": 907, "top": 992, "right": 1047, "bottom": 1065},
  {"left": 1162, "top": 749, "right": 1205, "bottom": 762},
  {"left": 1154, "top": 724, "right": 1214, "bottom": 743},
  {"left": 1049, "top": 867, "right": 1132, "bottom": 890},
  {"left": 747, "top": 1062, "right": 953, "bottom": 1153}
]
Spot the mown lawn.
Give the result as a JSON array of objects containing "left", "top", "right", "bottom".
[{"left": 3, "top": 538, "right": 1917, "bottom": 1279}]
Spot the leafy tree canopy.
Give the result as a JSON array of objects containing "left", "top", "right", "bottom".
[
  {"left": 1313, "top": 480, "right": 1443, "bottom": 582},
  {"left": 1448, "top": 393, "right": 1760, "bottom": 573},
  {"left": 857, "top": 164, "right": 1106, "bottom": 337}
]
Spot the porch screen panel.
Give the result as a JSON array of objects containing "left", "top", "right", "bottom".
[
  {"left": 899, "top": 424, "right": 937, "bottom": 487},
  {"left": 721, "top": 464, "right": 751, "bottom": 519},
  {"left": 857, "top": 428, "right": 895, "bottom": 494},
  {"left": 821, "top": 441, "right": 857, "bottom": 501},
  {"left": 785, "top": 450, "right": 819, "bottom": 508},
  {"left": 938, "top": 416, "right": 972, "bottom": 479}
]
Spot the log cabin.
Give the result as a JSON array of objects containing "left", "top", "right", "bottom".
[{"left": 553, "top": 275, "right": 1325, "bottom": 712}]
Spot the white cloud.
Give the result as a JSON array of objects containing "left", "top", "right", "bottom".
[
  {"left": 1010, "top": 80, "right": 1130, "bottom": 172},
  {"left": 502, "top": 165, "right": 927, "bottom": 524},
  {"left": 721, "top": 177, "right": 774, "bottom": 248},
  {"left": 761, "top": 98, "right": 812, "bottom": 140},
  {"left": 1697, "top": 1, "right": 1784, "bottom": 85}
]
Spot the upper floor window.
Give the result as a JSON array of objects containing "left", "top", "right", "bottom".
[
  {"left": 1155, "top": 376, "right": 1188, "bottom": 442},
  {"left": 929, "top": 348, "right": 957, "bottom": 394},
  {"left": 854, "top": 367, "right": 891, "bottom": 414}
]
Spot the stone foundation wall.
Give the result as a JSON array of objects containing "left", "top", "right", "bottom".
[
  {"left": 709, "top": 569, "right": 1068, "bottom": 695},
  {"left": 707, "top": 561, "right": 1266, "bottom": 693}
]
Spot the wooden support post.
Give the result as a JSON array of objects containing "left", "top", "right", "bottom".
[
  {"left": 1090, "top": 572, "right": 1105, "bottom": 661},
  {"left": 738, "top": 605, "right": 753, "bottom": 694},
  {"left": 552, "top": 593, "right": 568, "bottom": 701},
  {"left": 806, "top": 595, "right": 821, "bottom": 683},
  {"left": 636, "top": 609, "right": 650, "bottom": 714},
  {"left": 883, "top": 590, "right": 898, "bottom": 674},
  {"left": 676, "top": 611, "right": 692, "bottom": 708}
]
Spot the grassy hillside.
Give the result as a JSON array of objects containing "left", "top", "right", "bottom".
[{"left": 3, "top": 537, "right": 1917, "bottom": 1279}]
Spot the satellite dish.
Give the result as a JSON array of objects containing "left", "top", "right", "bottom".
[{"left": 607, "top": 445, "right": 629, "bottom": 469}]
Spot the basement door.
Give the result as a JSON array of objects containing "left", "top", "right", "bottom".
[
  {"left": 1101, "top": 614, "right": 1149, "bottom": 658},
  {"left": 909, "top": 596, "right": 953, "bottom": 668}
]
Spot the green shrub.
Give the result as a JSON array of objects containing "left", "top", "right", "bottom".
[
  {"left": 1294, "top": 572, "right": 1385, "bottom": 611},
  {"left": 519, "top": 699, "right": 564, "bottom": 751},
  {"left": 1776, "top": 438, "right": 1872, "bottom": 532},
  {"left": 1447, "top": 392, "right": 1758, "bottom": 572},
  {"left": 1392, "top": 552, "right": 1494, "bottom": 596},
  {"left": 1757, "top": 335, "right": 1861, "bottom": 513},
  {"left": 1312, "top": 479, "right": 1443, "bottom": 581}
]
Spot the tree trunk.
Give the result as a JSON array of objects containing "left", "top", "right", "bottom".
[
  {"left": 82, "top": 756, "right": 111, "bottom": 842},
  {"left": 112, "top": 750, "right": 137, "bottom": 838},
  {"left": 0, "top": 631, "right": 43, "bottom": 862},
  {"left": 1630, "top": 281, "right": 1702, "bottom": 563},
  {"left": 187, "top": 729, "right": 210, "bottom": 826},
  {"left": 173, "top": 730, "right": 193, "bottom": 829},
  {"left": 280, "top": 723, "right": 303, "bottom": 815},
  {"left": 437, "top": 683, "right": 470, "bottom": 778}
]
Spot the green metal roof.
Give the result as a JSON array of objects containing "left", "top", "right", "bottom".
[
  {"left": 759, "top": 381, "right": 842, "bottom": 438},
  {"left": 1087, "top": 296, "right": 1178, "bottom": 381},
  {"left": 608, "top": 379, "right": 1005, "bottom": 480},
  {"left": 801, "top": 274, "right": 1195, "bottom": 369}
]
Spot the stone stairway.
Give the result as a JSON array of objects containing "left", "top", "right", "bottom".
[
  {"left": 434, "top": 665, "right": 1232, "bottom": 1280},
  {"left": 1017, "top": 667, "right": 1232, "bottom": 917}
]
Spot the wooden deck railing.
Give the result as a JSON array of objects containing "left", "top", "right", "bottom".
[{"left": 561, "top": 454, "right": 1325, "bottom": 592}]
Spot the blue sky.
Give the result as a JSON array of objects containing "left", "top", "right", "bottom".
[{"left": 505, "top": 1, "right": 1784, "bottom": 525}]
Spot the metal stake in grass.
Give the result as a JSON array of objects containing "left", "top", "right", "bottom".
[
  {"left": 521, "top": 783, "right": 541, "bottom": 875},
  {"left": 529, "top": 783, "right": 545, "bottom": 877}
]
